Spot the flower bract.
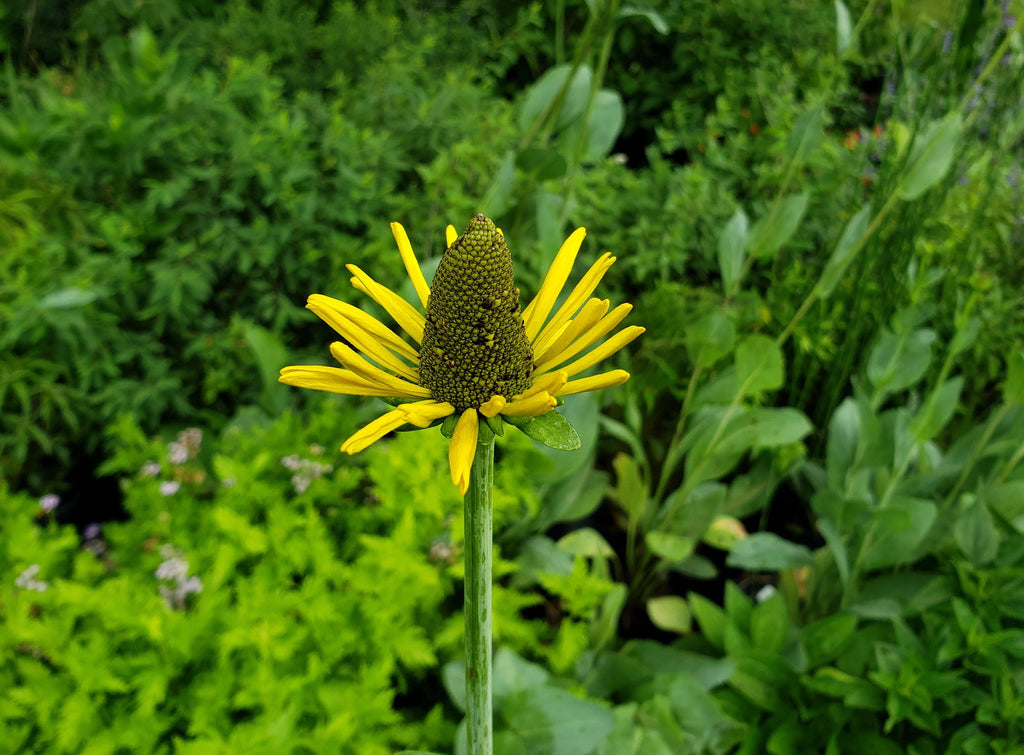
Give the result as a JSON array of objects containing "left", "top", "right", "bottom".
[{"left": 280, "top": 214, "right": 643, "bottom": 494}]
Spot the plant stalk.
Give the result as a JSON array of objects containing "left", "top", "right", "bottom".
[{"left": 465, "top": 436, "right": 495, "bottom": 755}]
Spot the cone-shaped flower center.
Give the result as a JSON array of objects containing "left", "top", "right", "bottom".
[{"left": 419, "top": 214, "right": 534, "bottom": 411}]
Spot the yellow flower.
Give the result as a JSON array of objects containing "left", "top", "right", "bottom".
[{"left": 280, "top": 214, "right": 643, "bottom": 494}]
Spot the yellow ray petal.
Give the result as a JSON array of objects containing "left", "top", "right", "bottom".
[
  {"left": 478, "top": 395, "right": 506, "bottom": 418},
  {"left": 517, "top": 370, "right": 568, "bottom": 400},
  {"left": 328, "top": 342, "right": 430, "bottom": 397},
  {"left": 555, "top": 326, "right": 645, "bottom": 378},
  {"left": 522, "top": 227, "right": 587, "bottom": 341},
  {"left": 279, "top": 365, "right": 413, "bottom": 397},
  {"left": 535, "top": 298, "right": 610, "bottom": 366},
  {"left": 398, "top": 399, "right": 455, "bottom": 427},
  {"left": 533, "top": 302, "right": 632, "bottom": 375},
  {"left": 501, "top": 392, "right": 557, "bottom": 417},
  {"left": 346, "top": 264, "right": 425, "bottom": 343},
  {"left": 557, "top": 369, "right": 631, "bottom": 396},
  {"left": 533, "top": 253, "right": 616, "bottom": 353},
  {"left": 341, "top": 409, "right": 410, "bottom": 454},
  {"left": 316, "top": 308, "right": 420, "bottom": 382},
  {"left": 390, "top": 222, "right": 431, "bottom": 309},
  {"left": 307, "top": 294, "right": 419, "bottom": 363},
  {"left": 449, "top": 408, "right": 478, "bottom": 495},
  {"left": 445, "top": 225, "right": 458, "bottom": 247}
]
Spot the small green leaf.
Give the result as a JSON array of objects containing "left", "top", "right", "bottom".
[
  {"left": 734, "top": 335, "right": 784, "bottom": 396},
  {"left": 749, "top": 193, "right": 809, "bottom": 260},
  {"left": 558, "top": 527, "right": 616, "bottom": 559},
  {"left": 646, "top": 531, "right": 696, "bottom": 562},
  {"left": 718, "top": 209, "right": 748, "bottom": 296},
  {"left": 618, "top": 5, "right": 670, "bottom": 34},
  {"left": 689, "top": 593, "right": 728, "bottom": 650},
  {"left": 1003, "top": 350, "right": 1024, "bottom": 405},
  {"left": 727, "top": 533, "right": 814, "bottom": 571},
  {"left": 801, "top": 614, "right": 858, "bottom": 667},
  {"left": 37, "top": 287, "right": 99, "bottom": 309},
  {"left": 861, "top": 496, "right": 937, "bottom": 570},
  {"left": 835, "top": 0, "right": 853, "bottom": 55},
  {"left": 582, "top": 90, "right": 625, "bottom": 162},
  {"left": 817, "top": 204, "right": 872, "bottom": 298},
  {"left": 516, "top": 147, "right": 567, "bottom": 181},
  {"left": 897, "top": 115, "right": 962, "bottom": 200},
  {"left": 647, "top": 596, "right": 692, "bottom": 634},
  {"left": 911, "top": 376, "right": 962, "bottom": 443},
  {"left": 953, "top": 496, "right": 999, "bottom": 566},
  {"left": 610, "top": 453, "right": 648, "bottom": 520},
  {"left": 507, "top": 410, "right": 581, "bottom": 450},
  {"left": 481, "top": 150, "right": 516, "bottom": 217},
  {"left": 826, "top": 399, "right": 860, "bottom": 491},
  {"left": 787, "top": 107, "right": 824, "bottom": 165},
  {"left": 750, "top": 593, "right": 789, "bottom": 655}
]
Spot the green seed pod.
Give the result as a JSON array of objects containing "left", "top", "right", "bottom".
[{"left": 419, "top": 214, "right": 534, "bottom": 410}]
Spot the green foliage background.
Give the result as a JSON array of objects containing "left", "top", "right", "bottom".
[{"left": 2, "top": 0, "right": 1024, "bottom": 752}]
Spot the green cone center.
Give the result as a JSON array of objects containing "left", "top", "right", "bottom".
[{"left": 419, "top": 214, "right": 534, "bottom": 411}]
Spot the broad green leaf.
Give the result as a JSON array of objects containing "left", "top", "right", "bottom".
[
  {"left": 749, "top": 193, "right": 809, "bottom": 260},
  {"left": 734, "top": 335, "right": 784, "bottom": 396},
  {"left": 866, "top": 328, "right": 935, "bottom": 396},
  {"left": 861, "top": 496, "right": 937, "bottom": 571},
  {"left": 805, "top": 667, "right": 884, "bottom": 710},
  {"left": 516, "top": 147, "right": 568, "bottom": 181},
  {"left": 750, "top": 593, "right": 789, "bottom": 655},
  {"left": 518, "top": 64, "right": 592, "bottom": 131},
  {"left": 685, "top": 311, "right": 735, "bottom": 369},
  {"left": 953, "top": 496, "right": 999, "bottom": 566},
  {"left": 646, "top": 531, "right": 696, "bottom": 562},
  {"left": 729, "top": 655, "right": 795, "bottom": 712},
  {"left": 481, "top": 150, "right": 516, "bottom": 217},
  {"left": 717, "top": 209, "right": 748, "bottom": 296},
  {"left": 726, "top": 533, "right": 814, "bottom": 571},
  {"left": 787, "top": 107, "right": 824, "bottom": 165},
  {"left": 702, "top": 516, "right": 747, "bottom": 550},
  {"left": 817, "top": 516, "right": 850, "bottom": 587},
  {"left": 501, "top": 685, "right": 615, "bottom": 755},
  {"left": 817, "top": 204, "right": 871, "bottom": 298},
  {"left": 911, "top": 376, "right": 963, "bottom": 443},
  {"left": 582, "top": 89, "right": 625, "bottom": 162},
  {"left": 897, "top": 115, "right": 962, "bottom": 200},
  {"left": 1003, "top": 350, "right": 1024, "bottom": 405},
  {"left": 745, "top": 407, "right": 812, "bottom": 449},
  {"left": 949, "top": 317, "right": 980, "bottom": 357},
  {"left": 590, "top": 583, "right": 627, "bottom": 649},
  {"left": 647, "top": 596, "right": 692, "bottom": 634},
  {"left": 507, "top": 410, "right": 581, "bottom": 450},
  {"left": 801, "top": 614, "right": 858, "bottom": 667},
  {"left": 835, "top": 0, "right": 853, "bottom": 55}
]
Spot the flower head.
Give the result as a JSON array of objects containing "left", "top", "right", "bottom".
[{"left": 280, "top": 214, "right": 643, "bottom": 494}]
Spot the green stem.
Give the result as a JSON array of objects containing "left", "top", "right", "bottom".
[{"left": 465, "top": 437, "right": 495, "bottom": 755}]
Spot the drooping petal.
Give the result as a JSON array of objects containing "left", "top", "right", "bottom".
[
  {"left": 522, "top": 227, "right": 587, "bottom": 341},
  {"left": 449, "top": 408, "right": 478, "bottom": 495},
  {"left": 398, "top": 399, "right": 455, "bottom": 427},
  {"left": 533, "top": 253, "right": 616, "bottom": 353},
  {"left": 390, "top": 222, "right": 431, "bottom": 309},
  {"left": 328, "top": 342, "right": 429, "bottom": 397},
  {"left": 533, "top": 302, "right": 633, "bottom": 375},
  {"left": 478, "top": 395, "right": 506, "bottom": 417},
  {"left": 534, "top": 298, "right": 611, "bottom": 366},
  {"left": 558, "top": 369, "right": 631, "bottom": 396},
  {"left": 347, "top": 264, "right": 426, "bottom": 343},
  {"left": 501, "top": 392, "right": 557, "bottom": 417},
  {"left": 279, "top": 366, "right": 423, "bottom": 397},
  {"left": 445, "top": 225, "right": 458, "bottom": 247},
  {"left": 307, "top": 294, "right": 419, "bottom": 363},
  {"left": 554, "top": 325, "right": 646, "bottom": 378},
  {"left": 341, "top": 408, "right": 412, "bottom": 454}
]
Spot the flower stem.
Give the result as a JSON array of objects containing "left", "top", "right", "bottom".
[{"left": 464, "top": 435, "right": 494, "bottom": 755}]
